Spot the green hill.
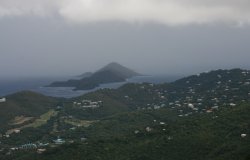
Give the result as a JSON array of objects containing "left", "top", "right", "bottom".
[
  {"left": 1, "top": 68, "right": 250, "bottom": 160},
  {"left": 62, "top": 90, "right": 131, "bottom": 120},
  {"left": 0, "top": 91, "right": 58, "bottom": 132}
]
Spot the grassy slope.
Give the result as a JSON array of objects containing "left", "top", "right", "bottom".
[{"left": 0, "top": 91, "right": 58, "bottom": 132}]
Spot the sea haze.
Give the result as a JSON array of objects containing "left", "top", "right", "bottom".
[
  {"left": 0, "top": 77, "right": 68, "bottom": 97},
  {"left": 0, "top": 75, "right": 181, "bottom": 98}
]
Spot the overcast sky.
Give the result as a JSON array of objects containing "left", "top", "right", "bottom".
[{"left": 0, "top": 0, "right": 250, "bottom": 78}]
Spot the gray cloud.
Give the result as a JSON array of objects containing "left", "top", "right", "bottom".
[
  {"left": 1, "top": 1, "right": 250, "bottom": 79},
  {"left": 0, "top": 0, "right": 250, "bottom": 26},
  {"left": 0, "top": 17, "right": 250, "bottom": 78}
]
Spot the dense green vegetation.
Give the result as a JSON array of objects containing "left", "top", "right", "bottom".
[
  {"left": 3, "top": 104, "right": 250, "bottom": 160},
  {"left": 1, "top": 68, "right": 250, "bottom": 160}
]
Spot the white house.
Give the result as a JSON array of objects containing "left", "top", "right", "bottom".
[
  {"left": 230, "top": 103, "right": 236, "bottom": 107},
  {"left": 188, "top": 103, "right": 194, "bottom": 109},
  {"left": 53, "top": 137, "right": 65, "bottom": 145},
  {"left": 159, "top": 122, "right": 165, "bottom": 125},
  {"left": 14, "top": 129, "right": 21, "bottom": 134},
  {"left": 0, "top": 98, "right": 6, "bottom": 103},
  {"left": 146, "top": 127, "right": 152, "bottom": 132},
  {"left": 212, "top": 106, "right": 219, "bottom": 110},
  {"left": 241, "top": 134, "right": 247, "bottom": 138},
  {"left": 37, "top": 148, "right": 46, "bottom": 154}
]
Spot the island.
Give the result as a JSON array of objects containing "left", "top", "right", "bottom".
[{"left": 47, "top": 62, "right": 141, "bottom": 90}]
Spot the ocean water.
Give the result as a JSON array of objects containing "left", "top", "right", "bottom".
[
  {"left": 0, "top": 75, "right": 180, "bottom": 98},
  {"left": 0, "top": 78, "right": 60, "bottom": 97}
]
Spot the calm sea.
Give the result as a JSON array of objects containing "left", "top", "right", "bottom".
[{"left": 0, "top": 75, "right": 181, "bottom": 98}]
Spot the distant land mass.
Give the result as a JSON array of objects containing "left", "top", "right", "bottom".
[
  {"left": 75, "top": 72, "right": 93, "bottom": 79},
  {"left": 48, "top": 62, "right": 141, "bottom": 90}
]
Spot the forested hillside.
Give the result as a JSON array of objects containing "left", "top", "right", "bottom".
[{"left": 1, "top": 68, "right": 250, "bottom": 160}]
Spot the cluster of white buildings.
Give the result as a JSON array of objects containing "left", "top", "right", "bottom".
[
  {"left": 73, "top": 99, "right": 103, "bottom": 108},
  {"left": 127, "top": 70, "right": 250, "bottom": 118}
]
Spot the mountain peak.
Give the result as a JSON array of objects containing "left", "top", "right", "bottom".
[
  {"left": 48, "top": 62, "right": 140, "bottom": 90},
  {"left": 97, "top": 62, "right": 140, "bottom": 78},
  {"left": 99, "top": 62, "right": 128, "bottom": 71},
  {"left": 106, "top": 62, "right": 121, "bottom": 66}
]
